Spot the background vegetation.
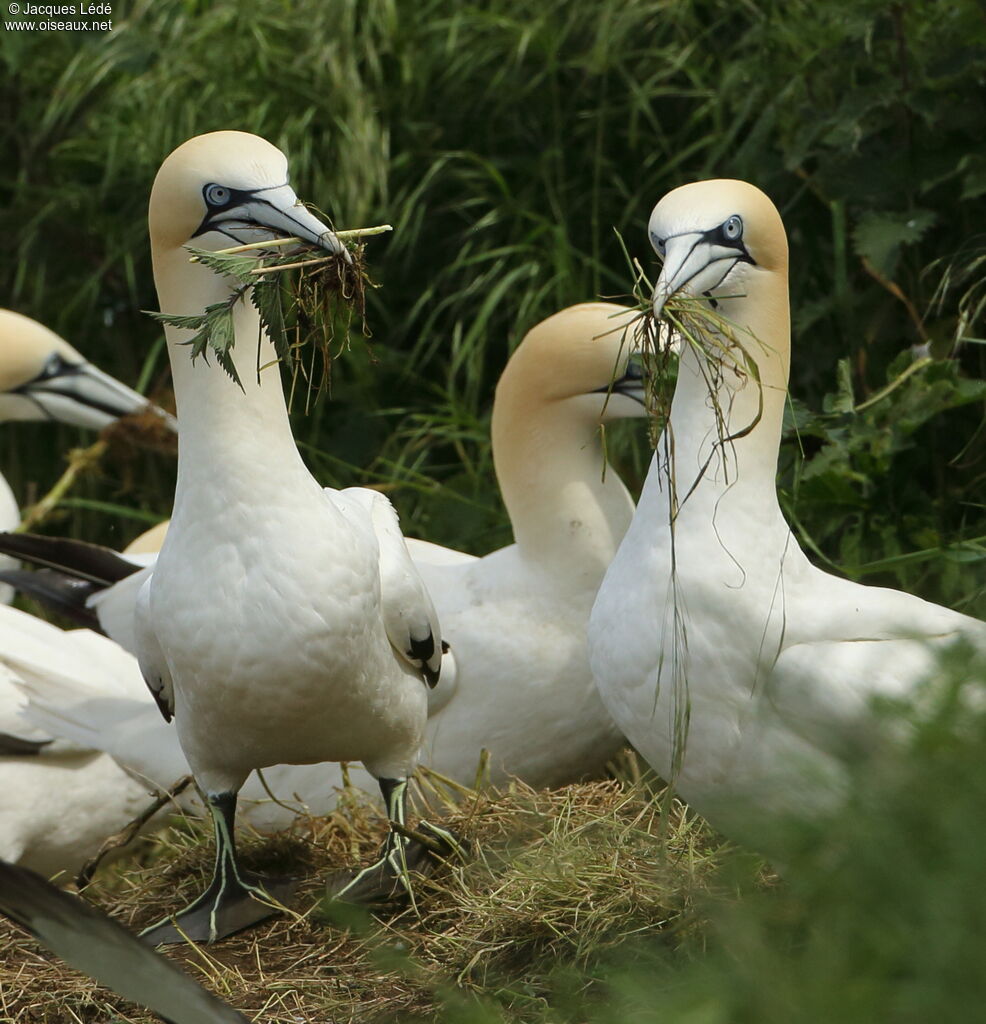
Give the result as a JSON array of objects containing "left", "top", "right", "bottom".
[{"left": 1, "top": 0, "right": 986, "bottom": 1020}]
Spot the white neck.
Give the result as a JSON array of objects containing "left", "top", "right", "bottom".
[
  {"left": 492, "top": 391, "right": 635, "bottom": 578},
  {"left": 661, "top": 275, "right": 790, "bottom": 513},
  {"left": 152, "top": 247, "right": 313, "bottom": 517},
  {"left": 0, "top": 470, "right": 18, "bottom": 532},
  {"left": 0, "top": 471, "right": 19, "bottom": 603}
]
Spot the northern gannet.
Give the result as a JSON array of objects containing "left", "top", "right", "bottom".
[
  {"left": 0, "top": 308, "right": 174, "bottom": 601},
  {"left": 0, "top": 312, "right": 179, "bottom": 877},
  {"left": 587, "top": 180, "right": 986, "bottom": 836},
  {"left": 136, "top": 130, "right": 448, "bottom": 944},
  {"left": 1, "top": 302, "right": 647, "bottom": 810}
]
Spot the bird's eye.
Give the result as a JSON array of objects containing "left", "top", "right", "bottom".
[
  {"left": 204, "top": 183, "right": 231, "bottom": 207},
  {"left": 723, "top": 215, "right": 743, "bottom": 241},
  {"left": 650, "top": 230, "right": 666, "bottom": 257}
]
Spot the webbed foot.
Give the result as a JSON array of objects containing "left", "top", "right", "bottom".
[{"left": 141, "top": 872, "right": 297, "bottom": 946}]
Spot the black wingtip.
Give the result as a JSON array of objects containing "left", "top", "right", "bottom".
[
  {"left": 0, "top": 860, "right": 250, "bottom": 1023},
  {"left": 0, "top": 568, "right": 103, "bottom": 630},
  {"left": 0, "top": 731, "right": 53, "bottom": 756},
  {"left": 0, "top": 532, "right": 140, "bottom": 586}
]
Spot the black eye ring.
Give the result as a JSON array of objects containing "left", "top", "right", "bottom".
[
  {"left": 723, "top": 215, "right": 743, "bottom": 241},
  {"left": 204, "top": 183, "right": 231, "bottom": 207},
  {"left": 650, "top": 230, "right": 667, "bottom": 257}
]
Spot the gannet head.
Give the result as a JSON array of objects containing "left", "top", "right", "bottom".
[
  {"left": 498, "top": 303, "right": 647, "bottom": 422},
  {"left": 149, "top": 130, "right": 348, "bottom": 260},
  {"left": 0, "top": 308, "right": 169, "bottom": 431},
  {"left": 648, "top": 179, "right": 788, "bottom": 319}
]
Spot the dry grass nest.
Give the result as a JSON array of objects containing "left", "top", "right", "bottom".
[{"left": 0, "top": 764, "right": 738, "bottom": 1023}]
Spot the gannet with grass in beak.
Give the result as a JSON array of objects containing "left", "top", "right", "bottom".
[
  {"left": 136, "top": 130, "right": 450, "bottom": 945},
  {"left": 588, "top": 180, "right": 986, "bottom": 837},
  {"left": 0, "top": 303, "right": 647, "bottom": 808}
]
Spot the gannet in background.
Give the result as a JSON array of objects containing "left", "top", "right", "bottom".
[
  {"left": 0, "top": 308, "right": 175, "bottom": 602},
  {"left": 0, "top": 606, "right": 168, "bottom": 878},
  {"left": 588, "top": 180, "right": 986, "bottom": 837},
  {"left": 1, "top": 302, "right": 647, "bottom": 816},
  {"left": 136, "top": 130, "right": 448, "bottom": 945},
  {"left": 0, "top": 308, "right": 173, "bottom": 433},
  {"left": 413, "top": 302, "right": 644, "bottom": 782},
  {"left": 0, "top": 311, "right": 178, "bottom": 878},
  {"left": 0, "top": 860, "right": 248, "bottom": 1023}
]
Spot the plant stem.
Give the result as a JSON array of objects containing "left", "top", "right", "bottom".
[
  {"left": 17, "top": 440, "right": 107, "bottom": 533},
  {"left": 197, "top": 224, "right": 394, "bottom": 260}
]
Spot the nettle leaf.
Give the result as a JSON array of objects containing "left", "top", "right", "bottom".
[
  {"left": 204, "top": 299, "right": 242, "bottom": 389},
  {"left": 186, "top": 247, "right": 258, "bottom": 284},
  {"left": 251, "top": 277, "right": 290, "bottom": 368},
  {"left": 144, "top": 310, "right": 207, "bottom": 332},
  {"left": 147, "top": 294, "right": 245, "bottom": 390},
  {"left": 853, "top": 209, "right": 937, "bottom": 277}
]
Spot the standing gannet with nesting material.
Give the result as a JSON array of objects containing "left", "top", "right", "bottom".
[
  {"left": 588, "top": 180, "right": 986, "bottom": 834},
  {"left": 137, "top": 131, "right": 447, "bottom": 944},
  {"left": 0, "top": 309, "right": 174, "bottom": 601},
  {"left": 1, "top": 302, "right": 647, "bottom": 804}
]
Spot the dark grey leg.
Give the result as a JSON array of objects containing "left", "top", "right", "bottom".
[
  {"left": 327, "top": 777, "right": 468, "bottom": 906},
  {"left": 140, "top": 791, "right": 295, "bottom": 946}
]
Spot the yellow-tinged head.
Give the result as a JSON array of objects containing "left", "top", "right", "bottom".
[
  {"left": 0, "top": 309, "right": 82, "bottom": 395},
  {"left": 0, "top": 309, "right": 163, "bottom": 430},
  {"left": 648, "top": 179, "right": 788, "bottom": 319},
  {"left": 149, "top": 130, "right": 347, "bottom": 259},
  {"left": 494, "top": 302, "right": 647, "bottom": 424}
]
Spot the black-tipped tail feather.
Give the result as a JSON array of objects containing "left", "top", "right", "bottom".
[
  {"left": 0, "top": 860, "right": 249, "bottom": 1022},
  {"left": 0, "top": 532, "right": 140, "bottom": 586},
  {"left": 0, "top": 569, "right": 102, "bottom": 630}
]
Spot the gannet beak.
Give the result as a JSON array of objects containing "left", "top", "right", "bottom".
[
  {"left": 14, "top": 357, "right": 177, "bottom": 433},
  {"left": 195, "top": 183, "right": 352, "bottom": 263},
  {"left": 651, "top": 223, "right": 753, "bottom": 321},
  {"left": 651, "top": 235, "right": 720, "bottom": 319}
]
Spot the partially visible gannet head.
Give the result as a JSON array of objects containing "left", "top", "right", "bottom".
[
  {"left": 496, "top": 303, "right": 647, "bottom": 423},
  {"left": 648, "top": 179, "right": 788, "bottom": 319},
  {"left": 0, "top": 309, "right": 170, "bottom": 431},
  {"left": 149, "top": 130, "right": 348, "bottom": 259}
]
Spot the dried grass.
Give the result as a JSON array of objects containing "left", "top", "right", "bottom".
[{"left": 0, "top": 763, "right": 733, "bottom": 1023}]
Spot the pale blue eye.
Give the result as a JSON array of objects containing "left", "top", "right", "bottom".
[
  {"left": 723, "top": 215, "right": 743, "bottom": 241},
  {"left": 205, "top": 183, "right": 231, "bottom": 206},
  {"left": 650, "top": 230, "right": 666, "bottom": 256}
]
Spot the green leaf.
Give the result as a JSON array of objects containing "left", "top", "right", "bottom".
[
  {"left": 959, "top": 154, "right": 986, "bottom": 200},
  {"left": 251, "top": 277, "right": 290, "bottom": 368},
  {"left": 143, "top": 309, "right": 207, "bottom": 331},
  {"left": 852, "top": 209, "right": 937, "bottom": 277},
  {"left": 822, "top": 358, "right": 855, "bottom": 414},
  {"left": 186, "top": 246, "right": 260, "bottom": 283}
]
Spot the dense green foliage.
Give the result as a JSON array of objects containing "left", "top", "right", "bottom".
[{"left": 2, "top": 0, "right": 984, "bottom": 611}]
